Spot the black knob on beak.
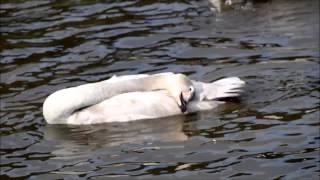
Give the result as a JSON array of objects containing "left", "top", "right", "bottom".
[{"left": 179, "top": 92, "right": 187, "bottom": 113}]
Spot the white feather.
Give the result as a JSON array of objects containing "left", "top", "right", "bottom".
[{"left": 193, "top": 77, "right": 245, "bottom": 101}]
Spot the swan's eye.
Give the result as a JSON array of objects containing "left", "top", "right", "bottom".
[{"left": 189, "top": 87, "right": 193, "bottom": 92}]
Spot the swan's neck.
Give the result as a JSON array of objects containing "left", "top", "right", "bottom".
[{"left": 100, "top": 74, "right": 166, "bottom": 97}]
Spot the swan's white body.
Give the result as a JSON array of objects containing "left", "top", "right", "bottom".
[{"left": 43, "top": 73, "right": 245, "bottom": 124}]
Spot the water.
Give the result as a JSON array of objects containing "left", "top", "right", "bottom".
[{"left": 0, "top": 0, "right": 319, "bottom": 179}]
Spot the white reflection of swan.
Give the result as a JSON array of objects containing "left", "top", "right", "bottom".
[{"left": 43, "top": 116, "right": 189, "bottom": 155}]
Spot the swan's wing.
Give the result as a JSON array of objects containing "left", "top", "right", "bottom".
[
  {"left": 67, "top": 91, "right": 227, "bottom": 124},
  {"left": 67, "top": 90, "right": 181, "bottom": 124},
  {"left": 193, "top": 77, "right": 245, "bottom": 101}
]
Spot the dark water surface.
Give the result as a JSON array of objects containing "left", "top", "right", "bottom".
[{"left": 1, "top": 0, "right": 319, "bottom": 179}]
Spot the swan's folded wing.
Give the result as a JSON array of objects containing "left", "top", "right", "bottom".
[{"left": 67, "top": 90, "right": 182, "bottom": 124}]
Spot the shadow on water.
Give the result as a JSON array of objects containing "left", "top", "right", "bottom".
[{"left": 0, "top": 0, "right": 319, "bottom": 179}]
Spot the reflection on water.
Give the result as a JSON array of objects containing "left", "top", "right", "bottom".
[
  {"left": 44, "top": 116, "right": 189, "bottom": 149},
  {"left": 0, "top": 0, "right": 319, "bottom": 179}
]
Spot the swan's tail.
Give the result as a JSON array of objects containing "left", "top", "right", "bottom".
[{"left": 204, "top": 77, "right": 245, "bottom": 100}]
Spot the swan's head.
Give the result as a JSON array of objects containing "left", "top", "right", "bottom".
[{"left": 166, "top": 74, "right": 195, "bottom": 113}]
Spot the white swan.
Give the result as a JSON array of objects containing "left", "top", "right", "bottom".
[
  {"left": 43, "top": 73, "right": 245, "bottom": 124},
  {"left": 43, "top": 73, "right": 195, "bottom": 124}
]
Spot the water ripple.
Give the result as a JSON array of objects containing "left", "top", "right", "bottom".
[{"left": 0, "top": 0, "right": 319, "bottom": 179}]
